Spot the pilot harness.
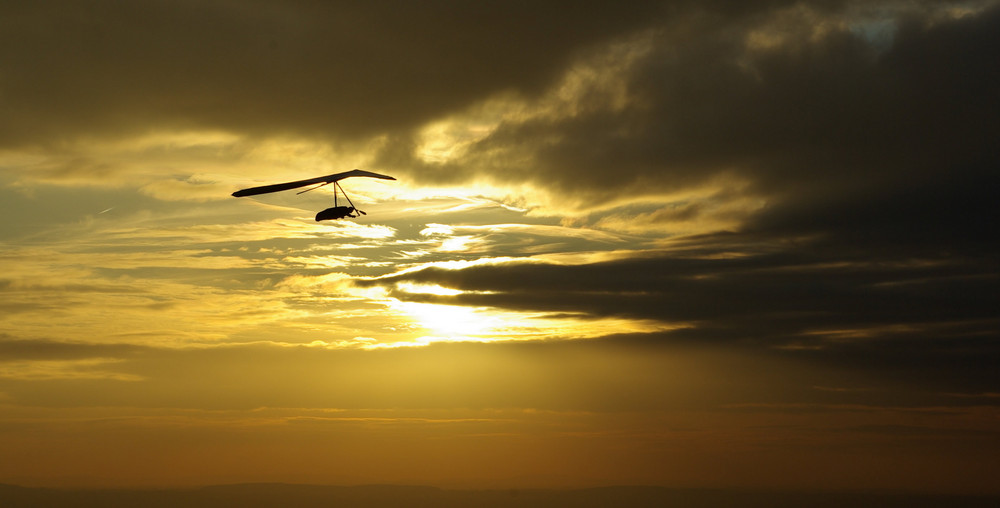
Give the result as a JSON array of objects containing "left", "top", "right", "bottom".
[{"left": 298, "top": 180, "right": 365, "bottom": 216}]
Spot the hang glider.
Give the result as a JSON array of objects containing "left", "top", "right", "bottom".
[{"left": 232, "top": 169, "right": 396, "bottom": 221}]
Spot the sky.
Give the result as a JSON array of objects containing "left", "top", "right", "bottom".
[{"left": 1, "top": 0, "right": 998, "bottom": 494}]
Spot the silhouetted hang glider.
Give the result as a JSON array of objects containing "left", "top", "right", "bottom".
[{"left": 232, "top": 169, "right": 396, "bottom": 221}]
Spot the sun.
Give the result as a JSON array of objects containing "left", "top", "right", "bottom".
[
  {"left": 390, "top": 301, "right": 500, "bottom": 342},
  {"left": 381, "top": 295, "right": 675, "bottom": 348}
]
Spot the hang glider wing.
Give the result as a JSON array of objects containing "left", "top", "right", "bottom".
[{"left": 232, "top": 169, "right": 396, "bottom": 197}]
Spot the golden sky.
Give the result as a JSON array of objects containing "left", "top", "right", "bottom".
[{"left": 1, "top": 0, "right": 999, "bottom": 495}]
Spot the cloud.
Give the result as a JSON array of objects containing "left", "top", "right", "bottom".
[
  {"left": 0, "top": 0, "right": 665, "bottom": 148},
  {"left": 0, "top": 340, "right": 149, "bottom": 381},
  {"left": 0, "top": 339, "right": 146, "bottom": 362},
  {"left": 367, "top": 2, "right": 1000, "bottom": 222},
  {"left": 361, "top": 237, "right": 997, "bottom": 339}
]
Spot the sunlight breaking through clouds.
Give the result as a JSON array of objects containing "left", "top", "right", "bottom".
[{"left": 375, "top": 300, "right": 674, "bottom": 348}]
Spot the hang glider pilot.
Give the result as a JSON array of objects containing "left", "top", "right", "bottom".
[{"left": 315, "top": 205, "right": 356, "bottom": 221}]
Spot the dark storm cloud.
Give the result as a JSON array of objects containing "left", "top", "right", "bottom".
[
  {"left": 359, "top": 234, "right": 998, "bottom": 394},
  {"left": 362, "top": 240, "right": 997, "bottom": 346},
  {"left": 360, "top": 1, "right": 1000, "bottom": 390},
  {"left": 0, "top": 0, "right": 663, "bottom": 146},
  {"left": 745, "top": 167, "right": 1000, "bottom": 255},
  {"left": 421, "top": 1, "right": 1000, "bottom": 201}
]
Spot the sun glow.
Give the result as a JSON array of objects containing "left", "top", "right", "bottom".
[
  {"left": 392, "top": 302, "right": 498, "bottom": 341},
  {"left": 394, "top": 282, "right": 464, "bottom": 296},
  {"left": 379, "top": 298, "right": 676, "bottom": 348}
]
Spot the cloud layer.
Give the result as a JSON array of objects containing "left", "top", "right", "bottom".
[{"left": 1, "top": 0, "right": 662, "bottom": 146}]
